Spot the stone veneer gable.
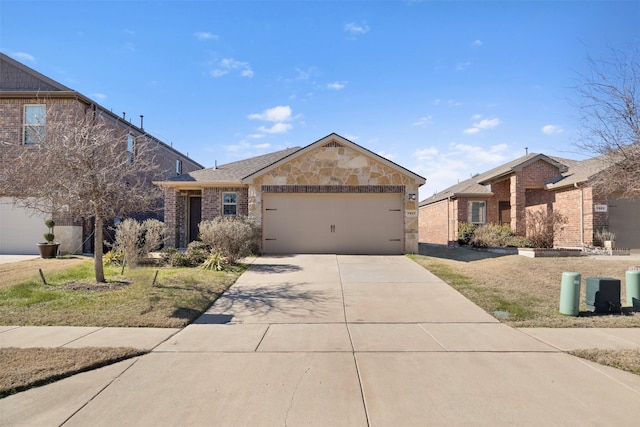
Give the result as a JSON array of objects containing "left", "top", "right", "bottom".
[{"left": 248, "top": 143, "right": 421, "bottom": 253}]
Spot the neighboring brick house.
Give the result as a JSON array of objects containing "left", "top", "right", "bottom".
[
  {"left": 419, "top": 153, "right": 640, "bottom": 249},
  {"left": 155, "top": 133, "right": 426, "bottom": 254},
  {"left": 0, "top": 53, "right": 203, "bottom": 254}
]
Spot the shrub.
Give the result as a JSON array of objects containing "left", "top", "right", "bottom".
[
  {"left": 458, "top": 222, "right": 477, "bottom": 245},
  {"left": 198, "top": 216, "right": 261, "bottom": 263},
  {"left": 200, "top": 253, "right": 229, "bottom": 271},
  {"left": 526, "top": 210, "right": 567, "bottom": 248},
  {"left": 103, "top": 250, "right": 124, "bottom": 266},
  {"left": 114, "top": 218, "right": 167, "bottom": 267},
  {"left": 185, "top": 241, "right": 212, "bottom": 265},
  {"left": 470, "top": 224, "right": 528, "bottom": 248},
  {"left": 169, "top": 252, "right": 193, "bottom": 268}
]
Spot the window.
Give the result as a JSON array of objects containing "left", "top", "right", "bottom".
[
  {"left": 176, "top": 159, "right": 183, "bottom": 175},
  {"left": 23, "top": 105, "right": 46, "bottom": 144},
  {"left": 467, "top": 201, "right": 486, "bottom": 224},
  {"left": 127, "top": 135, "right": 135, "bottom": 164},
  {"left": 223, "top": 192, "right": 237, "bottom": 216}
]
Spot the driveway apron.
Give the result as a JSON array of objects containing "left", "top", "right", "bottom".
[{"left": 2, "top": 255, "right": 640, "bottom": 426}]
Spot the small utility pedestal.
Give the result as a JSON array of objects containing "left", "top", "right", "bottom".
[{"left": 585, "top": 278, "right": 621, "bottom": 313}]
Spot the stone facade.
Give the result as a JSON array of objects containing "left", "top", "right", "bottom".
[{"left": 249, "top": 143, "right": 421, "bottom": 253}]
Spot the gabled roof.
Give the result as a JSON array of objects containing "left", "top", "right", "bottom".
[
  {"left": 419, "top": 151, "right": 610, "bottom": 207},
  {"left": 242, "top": 133, "right": 426, "bottom": 185},
  {"left": 158, "top": 133, "right": 426, "bottom": 188},
  {"left": 158, "top": 147, "right": 301, "bottom": 187},
  {"left": 0, "top": 53, "right": 72, "bottom": 92}
]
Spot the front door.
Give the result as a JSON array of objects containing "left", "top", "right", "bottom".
[{"left": 188, "top": 196, "right": 202, "bottom": 243}]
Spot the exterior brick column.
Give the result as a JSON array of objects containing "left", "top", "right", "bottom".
[
  {"left": 163, "top": 188, "right": 180, "bottom": 248},
  {"left": 510, "top": 173, "right": 526, "bottom": 235}
]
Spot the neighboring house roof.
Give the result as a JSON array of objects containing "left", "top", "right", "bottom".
[
  {"left": 158, "top": 133, "right": 426, "bottom": 188},
  {"left": 419, "top": 152, "right": 608, "bottom": 207},
  {"left": 0, "top": 53, "right": 204, "bottom": 169}
]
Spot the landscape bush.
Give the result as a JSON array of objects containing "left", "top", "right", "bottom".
[
  {"left": 114, "top": 218, "right": 166, "bottom": 267},
  {"left": 198, "top": 216, "right": 261, "bottom": 263},
  {"left": 457, "top": 222, "right": 477, "bottom": 245},
  {"left": 526, "top": 210, "right": 567, "bottom": 248},
  {"left": 185, "top": 241, "right": 212, "bottom": 265},
  {"left": 469, "top": 224, "right": 530, "bottom": 248}
]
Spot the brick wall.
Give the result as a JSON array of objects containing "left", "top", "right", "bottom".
[
  {"left": 0, "top": 96, "right": 203, "bottom": 252},
  {"left": 418, "top": 199, "right": 450, "bottom": 244}
]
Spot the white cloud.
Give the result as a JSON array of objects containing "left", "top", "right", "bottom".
[
  {"left": 194, "top": 32, "right": 219, "bottom": 40},
  {"left": 448, "top": 100, "right": 462, "bottom": 107},
  {"left": 92, "top": 93, "right": 107, "bottom": 101},
  {"left": 344, "top": 134, "right": 360, "bottom": 142},
  {"left": 412, "top": 143, "right": 512, "bottom": 199},
  {"left": 456, "top": 61, "right": 472, "bottom": 71},
  {"left": 412, "top": 115, "right": 433, "bottom": 127},
  {"left": 345, "top": 22, "right": 370, "bottom": 35},
  {"left": 472, "top": 39, "right": 483, "bottom": 47},
  {"left": 542, "top": 124, "right": 563, "bottom": 135},
  {"left": 464, "top": 117, "right": 501, "bottom": 135},
  {"left": 258, "top": 123, "right": 293, "bottom": 134},
  {"left": 248, "top": 106, "right": 293, "bottom": 122},
  {"left": 12, "top": 52, "right": 35, "bottom": 62},
  {"left": 248, "top": 105, "right": 297, "bottom": 137},
  {"left": 327, "top": 81, "right": 347, "bottom": 90},
  {"left": 223, "top": 140, "right": 272, "bottom": 154},
  {"left": 210, "top": 58, "right": 253, "bottom": 78}
]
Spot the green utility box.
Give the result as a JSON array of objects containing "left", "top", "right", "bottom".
[
  {"left": 626, "top": 270, "right": 640, "bottom": 308},
  {"left": 559, "top": 272, "right": 581, "bottom": 316},
  {"left": 585, "top": 277, "right": 621, "bottom": 313}
]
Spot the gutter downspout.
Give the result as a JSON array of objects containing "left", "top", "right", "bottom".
[
  {"left": 575, "top": 183, "right": 584, "bottom": 247},
  {"left": 447, "top": 196, "right": 451, "bottom": 246}
]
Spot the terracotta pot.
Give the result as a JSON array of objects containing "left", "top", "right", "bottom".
[{"left": 37, "top": 243, "right": 59, "bottom": 258}]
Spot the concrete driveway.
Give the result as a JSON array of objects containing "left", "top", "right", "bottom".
[{"left": 2, "top": 255, "right": 640, "bottom": 426}]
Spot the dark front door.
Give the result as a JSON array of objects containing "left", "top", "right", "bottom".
[
  {"left": 189, "top": 196, "right": 202, "bottom": 243},
  {"left": 499, "top": 201, "right": 511, "bottom": 226}
]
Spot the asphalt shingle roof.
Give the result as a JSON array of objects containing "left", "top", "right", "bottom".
[
  {"left": 168, "top": 147, "right": 302, "bottom": 183},
  {"left": 419, "top": 153, "right": 608, "bottom": 207}
]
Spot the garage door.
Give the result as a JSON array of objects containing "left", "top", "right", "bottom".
[
  {"left": 0, "top": 198, "right": 48, "bottom": 254},
  {"left": 262, "top": 193, "right": 404, "bottom": 254},
  {"left": 608, "top": 194, "right": 640, "bottom": 249}
]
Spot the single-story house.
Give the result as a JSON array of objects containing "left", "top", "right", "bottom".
[
  {"left": 418, "top": 153, "right": 640, "bottom": 249},
  {"left": 155, "top": 133, "right": 426, "bottom": 254},
  {"left": 0, "top": 53, "right": 202, "bottom": 255}
]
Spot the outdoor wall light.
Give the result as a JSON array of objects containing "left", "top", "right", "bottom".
[{"left": 408, "top": 193, "right": 417, "bottom": 201}]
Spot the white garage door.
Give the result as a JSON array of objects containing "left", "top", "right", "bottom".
[
  {"left": 608, "top": 194, "right": 640, "bottom": 249},
  {"left": 0, "top": 198, "right": 48, "bottom": 254},
  {"left": 262, "top": 193, "right": 404, "bottom": 254}
]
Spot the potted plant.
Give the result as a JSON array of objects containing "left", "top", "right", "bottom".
[
  {"left": 37, "top": 219, "right": 60, "bottom": 258},
  {"left": 595, "top": 228, "right": 616, "bottom": 250}
]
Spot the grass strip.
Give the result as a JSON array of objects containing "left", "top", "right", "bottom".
[
  {"left": 0, "top": 347, "right": 147, "bottom": 398},
  {"left": 569, "top": 348, "right": 640, "bottom": 376}
]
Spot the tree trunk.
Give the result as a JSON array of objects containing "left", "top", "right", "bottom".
[{"left": 94, "top": 216, "right": 105, "bottom": 283}]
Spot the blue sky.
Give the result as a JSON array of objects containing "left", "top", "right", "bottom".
[{"left": 2, "top": 1, "right": 638, "bottom": 198}]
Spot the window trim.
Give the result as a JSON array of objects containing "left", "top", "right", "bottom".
[
  {"left": 23, "top": 104, "right": 46, "bottom": 145},
  {"left": 222, "top": 192, "right": 238, "bottom": 216},
  {"left": 176, "top": 159, "right": 183, "bottom": 175},
  {"left": 467, "top": 200, "right": 487, "bottom": 225}
]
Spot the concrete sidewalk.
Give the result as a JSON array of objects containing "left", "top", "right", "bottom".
[{"left": 2, "top": 255, "right": 640, "bottom": 426}]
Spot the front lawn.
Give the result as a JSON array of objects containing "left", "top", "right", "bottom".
[{"left": 0, "top": 259, "right": 248, "bottom": 327}]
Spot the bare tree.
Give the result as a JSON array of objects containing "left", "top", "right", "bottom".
[
  {"left": 573, "top": 45, "right": 640, "bottom": 197},
  {"left": 1, "top": 101, "right": 162, "bottom": 282}
]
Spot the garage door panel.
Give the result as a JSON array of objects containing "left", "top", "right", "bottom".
[
  {"left": 608, "top": 195, "right": 640, "bottom": 249},
  {"left": 263, "top": 193, "right": 403, "bottom": 254}
]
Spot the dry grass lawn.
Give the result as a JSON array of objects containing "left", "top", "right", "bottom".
[
  {"left": 412, "top": 245, "right": 640, "bottom": 327},
  {"left": 569, "top": 349, "right": 640, "bottom": 375},
  {"left": 0, "top": 256, "right": 90, "bottom": 290},
  {"left": 0, "top": 347, "right": 146, "bottom": 398}
]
